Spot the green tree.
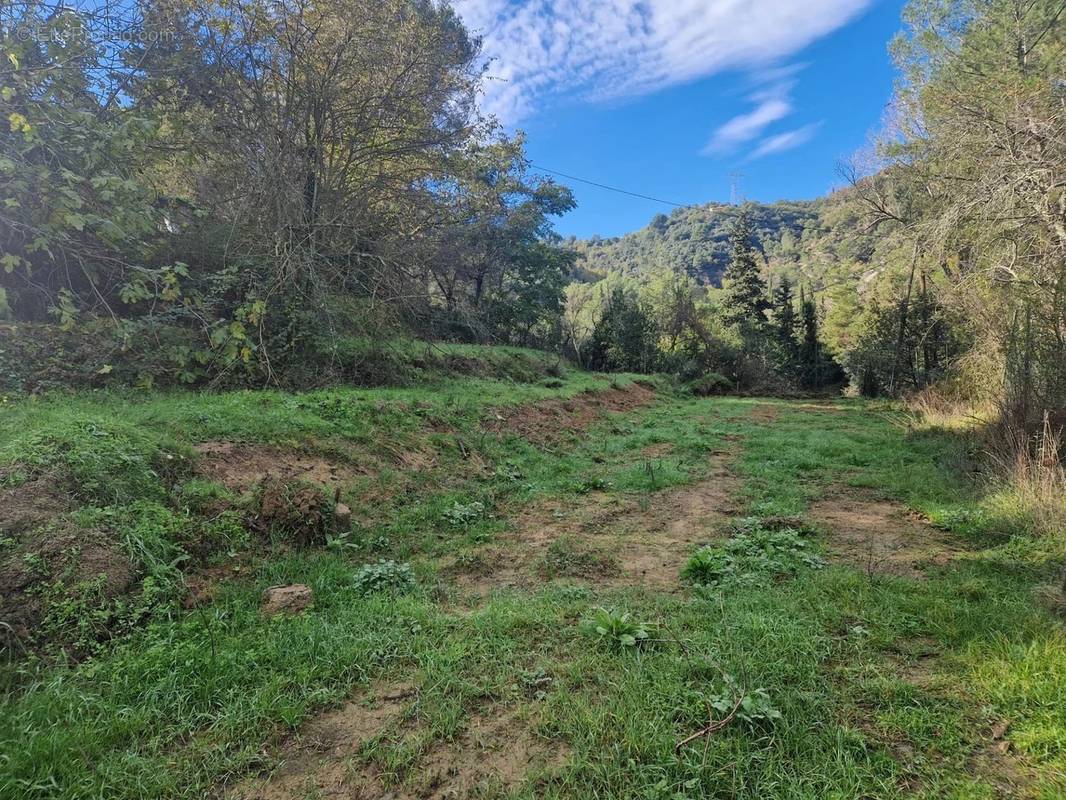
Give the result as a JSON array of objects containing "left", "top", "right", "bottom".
[
  {"left": 587, "top": 288, "right": 659, "bottom": 373},
  {"left": 771, "top": 277, "right": 799, "bottom": 361},
  {"left": 721, "top": 212, "right": 770, "bottom": 333}
]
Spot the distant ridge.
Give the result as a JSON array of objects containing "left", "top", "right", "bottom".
[{"left": 567, "top": 199, "right": 823, "bottom": 286}]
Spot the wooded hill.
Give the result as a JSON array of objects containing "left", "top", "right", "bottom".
[{"left": 567, "top": 200, "right": 823, "bottom": 286}]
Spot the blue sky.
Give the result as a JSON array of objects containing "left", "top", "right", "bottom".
[{"left": 454, "top": 0, "right": 906, "bottom": 238}]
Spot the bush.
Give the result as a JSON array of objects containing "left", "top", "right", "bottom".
[{"left": 687, "top": 372, "right": 733, "bottom": 397}]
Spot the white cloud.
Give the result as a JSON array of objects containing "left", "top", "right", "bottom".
[
  {"left": 452, "top": 0, "right": 872, "bottom": 123},
  {"left": 749, "top": 122, "right": 823, "bottom": 159},
  {"left": 702, "top": 93, "right": 791, "bottom": 154}
]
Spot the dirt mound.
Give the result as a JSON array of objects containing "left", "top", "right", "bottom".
[
  {"left": 452, "top": 449, "right": 740, "bottom": 596},
  {"left": 489, "top": 382, "right": 656, "bottom": 445},
  {"left": 194, "top": 442, "right": 361, "bottom": 491},
  {"left": 228, "top": 688, "right": 565, "bottom": 800},
  {"left": 0, "top": 474, "right": 136, "bottom": 649},
  {"left": 811, "top": 495, "right": 962, "bottom": 578},
  {"left": 0, "top": 520, "right": 134, "bottom": 644},
  {"left": 0, "top": 475, "right": 71, "bottom": 536}
]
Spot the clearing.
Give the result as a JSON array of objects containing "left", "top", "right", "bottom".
[{"left": 1, "top": 358, "right": 1063, "bottom": 799}]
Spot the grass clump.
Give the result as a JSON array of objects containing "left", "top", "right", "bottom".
[
  {"left": 681, "top": 519, "right": 824, "bottom": 589},
  {"left": 0, "top": 415, "right": 184, "bottom": 505}
]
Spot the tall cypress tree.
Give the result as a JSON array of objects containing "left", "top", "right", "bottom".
[
  {"left": 721, "top": 212, "right": 770, "bottom": 334},
  {"left": 772, "top": 276, "right": 799, "bottom": 357},
  {"left": 799, "top": 286, "right": 823, "bottom": 387}
]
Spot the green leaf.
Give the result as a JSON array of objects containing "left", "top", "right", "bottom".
[{"left": 1, "top": 253, "right": 21, "bottom": 273}]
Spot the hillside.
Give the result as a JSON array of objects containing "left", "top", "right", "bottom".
[{"left": 568, "top": 199, "right": 824, "bottom": 285}]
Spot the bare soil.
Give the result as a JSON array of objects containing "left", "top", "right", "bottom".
[
  {"left": 451, "top": 448, "right": 741, "bottom": 596},
  {"left": 228, "top": 687, "right": 566, "bottom": 800},
  {"left": 488, "top": 382, "right": 656, "bottom": 445},
  {"left": 748, "top": 404, "right": 780, "bottom": 424},
  {"left": 193, "top": 442, "right": 363, "bottom": 492},
  {"left": 810, "top": 493, "right": 963, "bottom": 578}
]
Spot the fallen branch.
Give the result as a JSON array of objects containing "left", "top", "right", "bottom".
[{"left": 675, "top": 693, "right": 744, "bottom": 752}]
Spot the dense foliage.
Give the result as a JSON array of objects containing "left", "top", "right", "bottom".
[{"left": 0, "top": 0, "right": 574, "bottom": 387}]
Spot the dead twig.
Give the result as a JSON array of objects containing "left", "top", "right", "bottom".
[{"left": 675, "top": 692, "right": 744, "bottom": 752}]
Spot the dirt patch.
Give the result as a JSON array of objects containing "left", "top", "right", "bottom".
[
  {"left": 0, "top": 474, "right": 71, "bottom": 536},
  {"left": 451, "top": 449, "right": 741, "bottom": 596},
  {"left": 194, "top": 442, "right": 362, "bottom": 492},
  {"left": 228, "top": 689, "right": 566, "bottom": 800},
  {"left": 811, "top": 495, "right": 963, "bottom": 578},
  {"left": 0, "top": 519, "right": 134, "bottom": 644},
  {"left": 640, "top": 442, "right": 675, "bottom": 459},
  {"left": 489, "top": 382, "right": 656, "bottom": 446},
  {"left": 749, "top": 404, "right": 780, "bottom": 424},
  {"left": 793, "top": 402, "right": 847, "bottom": 414}
]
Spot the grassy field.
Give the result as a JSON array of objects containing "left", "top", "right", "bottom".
[{"left": 0, "top": 352, "right": 1063, "bottom": 799}]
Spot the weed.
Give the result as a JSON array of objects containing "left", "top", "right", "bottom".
[
  {"left": 681, "top": 519, "right": 824, "bottom": 589},
  {"left": 325, "top": 530, "right": 360, "bottom": 554},
  {"left": 351, "top": 559, "right": 416, "bottom": 596},
  {"left": 441, "top": 500, "right": 486, "bottom": 527},
  {"left": 581, "top": 607, "right": 654, "bottom": 650},
  {"left": 572, "top": 476, "right": 611, "bottom": 494},
  {"left": 708, "top": 686, "right": 782, "bottom": 727}
]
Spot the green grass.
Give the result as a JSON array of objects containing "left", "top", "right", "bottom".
[{"left": 0, "top": 369, "right": 1063, "bottom": 799}]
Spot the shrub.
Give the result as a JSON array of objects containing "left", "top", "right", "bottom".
[{"left": 687, "top": 372, "right": 733, "bottom": 397}]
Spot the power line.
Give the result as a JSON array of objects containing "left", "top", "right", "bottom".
[{"left": 527, "top": 163, "right": 688, "bottom": 208}]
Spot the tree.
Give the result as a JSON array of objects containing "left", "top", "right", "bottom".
[
  {"left": 771, "top": 277, "right": 799, "bottom": 362},
  {"left": 721, "top": 212, "right": 771, "bottom": 333},
  {"left": 881, "top": 0, "right": 1066, "bottom": 424},
  {"left": 586, "top": 288, "right": 659, "bottom": 373}
]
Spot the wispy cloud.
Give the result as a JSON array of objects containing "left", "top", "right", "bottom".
[
  {"left": 702, "top": 81, "right": 794, "bottom": 154},
  {"left": 452, "top": 0, "right": 872, "bottom": 123},
  {"left": 749, "top": 122, "right": 823, "bottom": 159}
]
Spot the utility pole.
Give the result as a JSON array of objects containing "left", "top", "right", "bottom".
[{"left": 729, "top": 171, "right": 745, "bottom": 206}]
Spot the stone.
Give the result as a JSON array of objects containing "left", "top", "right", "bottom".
[
  {"left": 261, "top": 584, "right": 313, "bottom": 616},
  {"left": 334, "top": 502, "right": 352, "bottom": 530}
]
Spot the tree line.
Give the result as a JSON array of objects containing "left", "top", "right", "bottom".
[
  {"left": 1, "top": 0, "right": 1062, "bottom": 441},
  {"left": 1, "top": 0, "right": 575, "bottom": 387}
]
